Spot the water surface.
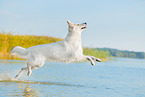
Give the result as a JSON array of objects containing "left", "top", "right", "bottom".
[{"left": 0, "top": 58, "right": 145, "bottom": 97}]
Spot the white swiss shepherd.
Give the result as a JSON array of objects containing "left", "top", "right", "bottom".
[{"left": 11, "top": 20, "right": 101, "bottom": 78}]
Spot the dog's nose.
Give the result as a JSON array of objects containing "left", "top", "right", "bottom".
[{"left": 84, "top": 22, "right": 87, "bottom": 25}]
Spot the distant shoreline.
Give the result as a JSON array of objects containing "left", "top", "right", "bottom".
[{"left": 96, "top": 48, "right": 145, "bottom": 59}]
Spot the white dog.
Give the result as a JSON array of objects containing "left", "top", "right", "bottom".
[{"left": 11, "top": 20, "right": 101, "bottom": 78}]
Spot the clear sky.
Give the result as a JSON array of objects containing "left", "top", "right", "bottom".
[{"left": 0, "top": 0, "right": 145, "bottom": 52}]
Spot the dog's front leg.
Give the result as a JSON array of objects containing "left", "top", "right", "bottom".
[
  {"left": 90, "top": 56, "right": 102, "bottom": 62},
  {"left": 85, "top": 56, "right": 95, "bottom": 66}
]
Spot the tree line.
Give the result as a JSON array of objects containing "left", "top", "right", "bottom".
[{"left": 96, "top": 48, "right": 145, "bottom": 59}]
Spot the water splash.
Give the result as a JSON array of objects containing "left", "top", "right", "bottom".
[{"left": 0, "top": 72, "right": 11, "bottom": 80}]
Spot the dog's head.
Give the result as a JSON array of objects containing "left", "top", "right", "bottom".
[{"left": 67, "top": 20, "right": 87, "bottom": 33}]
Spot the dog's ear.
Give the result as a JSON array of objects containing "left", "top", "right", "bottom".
[
  {"left": 67, "top": 20, "right": 74, "bottom": 28},
  {"left": 67, "top": 20, "right": 71, "bottom": 24},
  {"left": 67, "top": 20, "right": 74, "bottom": 29}
]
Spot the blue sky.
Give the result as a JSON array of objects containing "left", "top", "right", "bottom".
[{"left": 0, "top": 0, "right": 145, "bottom": 52}]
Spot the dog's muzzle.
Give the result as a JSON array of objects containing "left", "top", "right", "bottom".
[{"left": 81, "top": 22, "right": 87, "bottom": 29}]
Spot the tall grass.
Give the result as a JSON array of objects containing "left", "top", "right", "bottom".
[
  {"left": 0, "top": 33, "right": 63, "bottom": 60},
  {"left": 0, "top": 33, "right": 110, "bottom": 61}
]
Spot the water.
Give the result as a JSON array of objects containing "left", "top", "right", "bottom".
[{"left": 0, "top": 58, "right": 145, "bottom": 97}]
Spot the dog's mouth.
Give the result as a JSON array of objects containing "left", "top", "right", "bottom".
[
  {"left": 81, "top": 26, "right": 87, "bottom": 30},
  {"left": 81, "top": 22, "right": 87, "bottom": 30}
]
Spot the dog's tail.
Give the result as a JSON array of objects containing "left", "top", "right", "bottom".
[{"left": 11, "top": 46, "right": 29, "bottom": 59}]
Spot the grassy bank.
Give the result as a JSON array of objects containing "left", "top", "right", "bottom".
[
  {"left": 83, "top": 48, "right": 110, "bottom": 61},
  {"left": 0, "top": 33, "right": 110, "bottom": 61}
]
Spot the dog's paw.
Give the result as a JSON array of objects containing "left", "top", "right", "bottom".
[
  {"left": 96, "top": 58, "right": 102, "bottom": 62},
  {"left": 91, "top": 61, "right": 95, "bottom": 66}
]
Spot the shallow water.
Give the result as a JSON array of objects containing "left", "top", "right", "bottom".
[{"left": 0, "top": 58, "right": 145, "bottom": 97}]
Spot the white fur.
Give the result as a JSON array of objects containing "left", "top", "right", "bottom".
[{"left": 11, "top": 20, "right": 101, "bottom": 78}]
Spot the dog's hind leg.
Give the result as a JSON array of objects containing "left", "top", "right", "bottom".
[
  {"left": 27, "top": 62, "right": 32, "bottom": 77},
  {"left": 31, "top": 61, "right": 45, "bottom": 71},
  {"left": 15, "top": 67, "right": 28, "bottom": 79},
  {"left": 27, "top": 65, "right": 32, "bottom": 77},
  {"left": 27, "top": 60, "right": 45, "bottom": 76}
]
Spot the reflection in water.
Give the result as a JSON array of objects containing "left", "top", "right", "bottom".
[
  {"left": 0, "top": 80, "right": 40, "bottom": 97},
  {"left": 21, "top": 84, "right": 40, "bottom": 97},
  {"left": 0, "top": 79, "right": 88, "bottom": 97},
  {"left": 0, "top": 83, "right": 41, "bottom": 97},
  {"left": 10, "top": 83, "right": 40, "bottom": 97}
]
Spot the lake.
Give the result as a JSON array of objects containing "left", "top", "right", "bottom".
[{"left": 0, "top": 58, "right": 145, "bottom": 97}]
